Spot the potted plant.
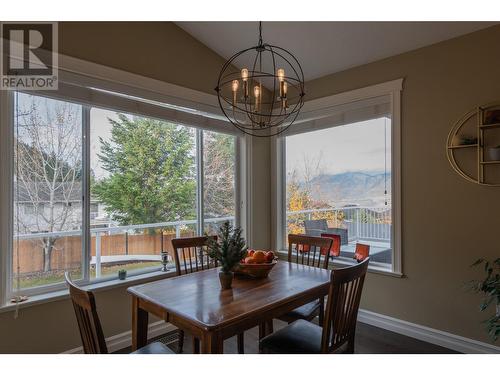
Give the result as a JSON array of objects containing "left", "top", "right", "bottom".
[
  {"left": 488, "top": 145, "right": 500, "bottom": 161},
  {"left": 118, "top": 269, "right": 127, "bottom": 280},
  {"left": 468, "top": 258, "right": 500, "bottom": 341},
  {"left": 205, "top": 221, "right": 247, "bottom": 290}
]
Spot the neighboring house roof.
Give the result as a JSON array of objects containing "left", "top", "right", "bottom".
[{"left": 15, "top": 182, "right": 84, "bottom": 203}]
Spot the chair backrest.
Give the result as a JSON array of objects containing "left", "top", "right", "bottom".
[
  {"left": 354, "top": 243, "right": 370, "bottom": 262},
  {"left": 171, "top": 236, "right": 218, "bottom": 276},
  {"left": 65, "top": 272, "right": 107, "bottom": 354},
  {"left": 287, "top": 234, "right": 332, "bottom": 269},
  {"left": 320, "top": 233, "right": 341, "bottom": 257},
  {"left": 303, "top": 219, "right": 328, "bottom": 236},
  {"left": 321, "top": 258, "right": 369, "bottom": 353}
]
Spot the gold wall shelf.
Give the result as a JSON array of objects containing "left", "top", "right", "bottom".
[{"left": 446, "top": 102, "right": 500, "bottom": 186}]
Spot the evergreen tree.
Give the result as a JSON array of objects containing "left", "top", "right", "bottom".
[{"left": 93, "top": 114, "right": 196, "bottom": 225}]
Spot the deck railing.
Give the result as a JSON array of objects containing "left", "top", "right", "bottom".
[
  {"left": 14, "top": 206, "right": 390, "bottom": 278},
  {"left": 14, "top": 216, "right": 235, "bottom": 278},
  {"left": 286, "top": 206, "right": 391, "bottom": 242}
]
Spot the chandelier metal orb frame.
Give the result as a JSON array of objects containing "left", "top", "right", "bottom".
[{"left": 215, "top": 22, "right": 305, "bottom": 137}]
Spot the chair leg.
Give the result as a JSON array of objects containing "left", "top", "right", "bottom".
[
  {"left": 266, "top": 320, "right": 274, "bottom": 335},
  {"left": 193, "top": 337, "right": 200, "bottom": 354},
  {"left": 346, "top": 331, "right": 355, "bottom": 354},
  {"left": 318, "top": 297, "right": 325, "bottom": 327},
  {"left": 258, "top": 322, "right": 266, "bottom": 340},
  {"left": 346, "top": 339, "right": 355, "bottom": 354},
  {"left": 178, "top": 330, "right": 184, "bottom": 353},
  {"left": 237, "top": 332, "right": 244, "bottom": 354}
]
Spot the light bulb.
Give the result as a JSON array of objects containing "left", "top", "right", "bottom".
[
  {"left": 277, "top": 68, "right": 285, "bottom": 82},
  {"left": 254, "top": 85, "right": 260, "bottom": 98},
  {"left": 254, "top": 85, "right": 261, "bottom": 112},
  {"left": 241, "top": 68, "right": 249, "bottom": 82},
  {"left": 231, "top": 80, "right": 239, "bottom": 92}
]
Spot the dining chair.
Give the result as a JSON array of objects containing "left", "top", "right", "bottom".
[
  {"left": 171, "top": 235, "right": 245, "bottom": 354},
  {"left": 281, "top": 234, "right": 333, "bottom": 324},
  {"left": 354, "top": 243, "right": 370, "bottom": 262},
  {"left": 257, "top": 234, "right": 333, "bottom": 340},
  {"left": 172, "top": 235, "right": 218, "bottom": 276},
  {"left": 65, "top": 272, "right": 174, "bottom": 354},
  {"left": 259, "top": 258, "right": 370, "bottom": 354},
  {"left": 320, "top": 233, "right": 341, "bottom": 257}
]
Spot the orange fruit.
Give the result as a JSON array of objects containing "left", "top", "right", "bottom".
[
  {"left": 245, "top": 256, "right": 257, "bottom": 264},
  {"left": 265, "top": 251, "right": 275, "bottom": 262},
  {"left": 252, "top": 250, "right": 267, "bottom": 264},
  {"left": 247, "top": 249, "right": 255, "bottom": 257}
]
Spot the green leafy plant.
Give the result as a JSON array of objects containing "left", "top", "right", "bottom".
[
  {"left": 469, "top": 258, "right": 500, "bottom": 341},
  {"left": 205, "top": 221, "right": 247, "bottom": 274},
  {"left": 118, "top": 269, "right": 127, "bottom": 280}
]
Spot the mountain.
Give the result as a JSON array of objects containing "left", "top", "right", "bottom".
[{"left": 307, "top": 171, "right": 391, "bottom": 207}]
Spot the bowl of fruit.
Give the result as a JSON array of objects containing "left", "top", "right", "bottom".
[{"left": 235, "top": 250, "right": 277, "bottom": 278}]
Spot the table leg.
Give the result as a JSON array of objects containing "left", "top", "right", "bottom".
[
  {"left": 259, "top": 320, "right": 274, "bottom": 339},
  {"left": 200, "top": 331, "right": 223, "bottom": 354},
  {"left": 131, "top": 296, "right": 148, "bottom": 351},
  {"left": 193, "top": 337, "right": 200, "bottom": 354}
]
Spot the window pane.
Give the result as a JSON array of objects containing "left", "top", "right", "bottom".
[
  {"left": 203, "top": 131, "right": 236, "bottom": 234},
  {"left": 13, "top": 93, "right": 83, "bottom": 290},
  {"left": 90, "top": 109, "right": 197, "bottom": 279},
  {"left": 285, "top": 117, "right": 392, "bottom": 268}
]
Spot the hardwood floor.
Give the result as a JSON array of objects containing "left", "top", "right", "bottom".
[{"left": 117, "top": 319, "right": 457, "bottom": 354}]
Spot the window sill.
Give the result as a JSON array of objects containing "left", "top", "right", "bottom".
[
  {"left": 276, "top": 251, "right": 404, "bottom": 278},
  {"left": 0, "top": 268, "right": 178, "bottom": 314}
]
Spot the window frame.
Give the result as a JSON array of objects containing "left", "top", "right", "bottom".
[
  {"left": 271, "top": 79, "right": 403, "bottom": 276},
  {"left": 0, "top": 55, "right": 247, "bottom": 305}
]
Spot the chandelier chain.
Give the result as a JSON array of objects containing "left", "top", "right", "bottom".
[{"left": 258, "top": 21, "right": 263, "bottom": 46}]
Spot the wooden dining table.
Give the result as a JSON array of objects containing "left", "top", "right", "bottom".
[{"left": 127, "top": 260, "right": 332, "bottom": 354}]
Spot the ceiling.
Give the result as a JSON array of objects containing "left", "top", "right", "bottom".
[{"left": 177, "top": 22, "right": 497, "bottom": 81}]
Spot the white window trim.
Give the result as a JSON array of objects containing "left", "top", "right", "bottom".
[
  {"left": 271, "top": 78, "right": 404, "bottom": 276},
  {"left": 0, "top": 53, "right": 250, "bottom": 306}
]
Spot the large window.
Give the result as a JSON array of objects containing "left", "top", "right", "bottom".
[
  {"left": 285, "top": 117, "right": 392, "bottom": 269},
  {"left": 13, "top": 93, "right": 84, "bottom": 290},
  {"left": 275, "top": 79, "right": 402, "bottom": 274},
  {"left": 9, "top": 91, "right": 237, "bottom": 297}
]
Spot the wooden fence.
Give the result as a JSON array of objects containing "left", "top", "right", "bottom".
[{"left": 12, "top": 231, "right": 194, "bottom": 275}]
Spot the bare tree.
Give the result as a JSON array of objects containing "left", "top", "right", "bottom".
[{"left": 14, "top": 94, "right": 82, "bottom": 273}]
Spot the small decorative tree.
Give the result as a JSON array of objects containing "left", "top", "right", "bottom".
[
  {"left": 469, "top": 258, "right": 500, "bottom": 341},
  {"left": 205, "top": 221, "right": 247, "bottom": 289}
]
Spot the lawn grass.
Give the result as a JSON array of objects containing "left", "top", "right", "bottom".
[{"left": 13, "top": 261, "right": 163, "bottom": 290}]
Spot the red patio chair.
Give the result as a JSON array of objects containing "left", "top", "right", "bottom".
[
  {"left": 320, "top": 233, "right": 341, "bottom": 257},
  {"left": 354, "top": 243, "right": 370, "bottom": 262}
]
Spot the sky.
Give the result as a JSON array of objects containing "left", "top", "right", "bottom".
[
  {"left": 286, "top": 117, "right": 391, "bottom": 180},
  {"left": 90, "top": 108, "right": 121, "bottom": 179},
  {"left": 18, "top": 92, "right": 390, "bottom": 182}
]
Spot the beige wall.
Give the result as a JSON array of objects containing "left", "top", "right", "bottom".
[
  {"left": 0, "top": 21, "right": 272, "bottom": 353},
  {"left": 59, "top": 22, "right": 226, "bottom": 95},
  {"left": 0, "top": 285, "right": 133, "bottom": 353},
  {"left": 0, "top": 22, "right": 498, "bottom": 353},
  {"left": 305, "top": 25, "right": 500, "bottom": 346},
  {"left": 0, "top": 22, "right": 223, "bottom": 354}
]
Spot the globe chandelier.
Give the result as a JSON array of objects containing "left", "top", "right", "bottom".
[{"left": 215, "top": 22, "right": 305, "bottom": 137}]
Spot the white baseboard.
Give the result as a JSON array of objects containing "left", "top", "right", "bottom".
[
  {"left": 62, "top": 321, "right": 177, "bottom": 354},
  {"left": 62, "top": 309, "right": 499, "bottom": 354},
  {"left": 358, "top": 309, "right": 500, "bottom": 354}
]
